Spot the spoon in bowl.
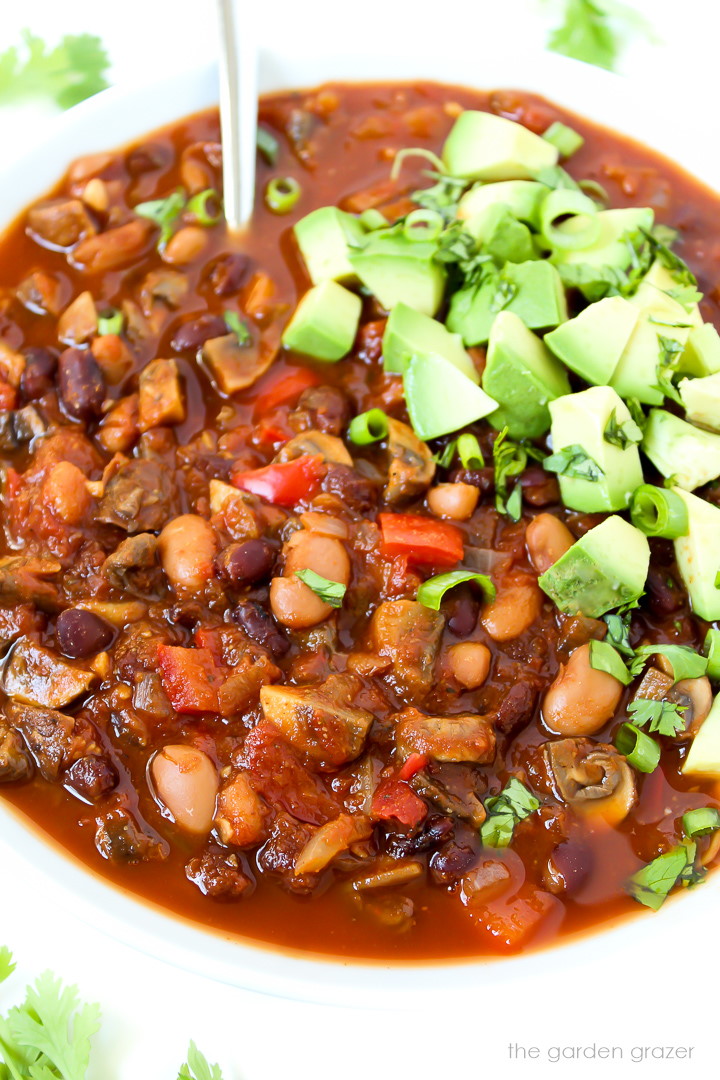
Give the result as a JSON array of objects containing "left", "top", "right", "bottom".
[{"left": 216, "top": 0, "right": 257, "bottom": 232}]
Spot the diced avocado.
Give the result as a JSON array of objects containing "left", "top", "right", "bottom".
[
  {"left": 641, "top": 409, "right": 720, "bottom": 490},
  {"left": 348, "top": 231, "right": 445, "bottom": 316},
  {"left": 447, "top": 261, "right": 567, "bottom": 346},
  {"left": 678, "top": 323, "right": 720, "bottom": 377},
  {"left": 683, "top": 694, "right": 720, "bottom": 776},
  {"left": 548, "top": 386, "right": 644, "bottom": 512},
  {"left": 551, "top": 207, "right": 654, "bottom": 269},
  {"left": 610, "top": 284, "right": 691, "bottom": 406},
  {"left": 442, "top": 111, "right": 558, "bottom": 182},
  {"left": 538, "top": 515, "right": 650, "bottom": 617},
  {"left": 483, "top": 311, "right": 570, "bottom": 438},
  {"left": 679, "top": 372, "right": 720, "bottom": 431},
  {"left": 281, "top": 281, "right": 361, "bottom": 362},
  {"left": 382, "top": 303, "right": 479, "bottom": 382},
  {"left": 404, "top": 353, "right": 498, "bottom": 440},
  {"left": 632, "top": 260, "right": 702, "bottom": 327},
  {"left": 673, "top": 488, "right": 720, "bottom": 623},
  {"left": 458, "top": 180, "right": 549, "bottom": 229},
  {"left": 293, "top": 206, "right": 366, "bottom": 285},
  {"left": 463, "top": 204, "right": 535, "bottom": 263},
  {"left": 544, "top": 296, "right": 640, "bottom": 385}
]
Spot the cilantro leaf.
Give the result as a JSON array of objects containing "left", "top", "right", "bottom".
[
  {"left": 557, "top": 261, "right": 627, "bottom": 301},
  {"left": 627, "top": 697, "right": 688, "bottom": 738},
  {"left": 178, "top": 1041, "right": 225, "bottom": 1080},
  {"left": 543, "top": 443, "right": 604, "bottom": 481},
  {"left": 492, "top": 427, "right": 527, "bottom": 521},
  {"left": 0, "top": 949, "right": 15, "bottom": 986},
  {"left": 547, "top": 0, "right": 620, "bottom": 70},
  {"left": 481, "top": 778, "right": 540, "bottom": 848},
  {"left": 603, "top": 408, "right": 643, "bottom": 450},
  {"left": 626, "top": 843, "right": 700, "bottom": 911},
  {"left": 589, "top": 639, "right": 632, "bottom": 684},
  {"left": 630, "top": 643, "right": 708, "bottom": 682},
  {"left": 295, "top": 568, "right": 346, "bottom": 607},
  {"left": 0, "top": 30, "right": 110, "bottom": 110},
  {"left": 411, "top": 171, "right": 466, "bottom": 223},
  {"left": 602, "top": 612, "right": 634, "bottom": 657},
  {"left": 7, "top": 971, "right": 101, "bottom": 1080},
  {"left": 224, "top": 311, "right": 251, "bottom": 345}
]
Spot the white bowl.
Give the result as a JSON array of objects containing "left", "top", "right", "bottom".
[{"left": 0, "top": 47, "right": 717, "bottom": 1007}]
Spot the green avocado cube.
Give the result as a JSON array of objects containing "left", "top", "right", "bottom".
[
  {"left": 641, "top": 409, "right": 720, "bottom": 491},
  {"left": 683, "top": 693, "right": 720, "bottom": 776},
  {"left": 447, "top": 261, "right": 567, "bottom": 346},
  {"left": 544, "top": 296, "right": 640, "bottom": 385},
  {"left": 610, "top": 277, "right": 692, "bottom": 405},
  {"left": 293, "top": 206, "right": 366, "bottom": 285},
  {"left": 632, "top": 260, "right": 702, "bottom": 326},
  {"left": 382, "top": 303, "right": 478, "bottom": 382},
  {"left": 539, "top": 515, "right": 650, "bottom": 617},
  {"left": 679, "top": 372, "right": 720, "bottom": 431},
  {"left": 458, "top": 180, "right": 549, "bottom": 229},
  {"left": 442, "top": 111, "right": 558, "bottom": 182},
  {"left": 281, "top": 280, "right": 361, "bottom": 362},
  {"left": 483, "top": 311, "right": 570, "bottom": 438},
  {"left": 550, "top": 207, "right": 654, "bottom": 269},
  {"left": 404, "top": 352, "right": 498, "bottom": 440},
  {"left": 673, "top": 488, "right": 720, "bottom": 624},
  {"left": 548, "top": 386, "right": 644, "bottom": 511},
  {"left": 678, "top": 324, "right": 720, "bottom": 377},
  {"left": 348, "top": 231, "right": 445, "bottom": 316},
  {"left": 466, "top": 205, "right": 535, "bottom": 264}
]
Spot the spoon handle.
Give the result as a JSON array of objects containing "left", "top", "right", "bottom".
[{"left": 216, "top": 0, "right": 257, "bottom": 232}]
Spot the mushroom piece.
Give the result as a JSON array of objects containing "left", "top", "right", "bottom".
[
  {"left": 384, "top": 418, "right": 435, "bottom": 504},
  {"left": 275, "top": 430, "right": 353, "bottom": 467},
  {"left": 202, "top": 332, "right": 276, "bottom": 395},
  {"left": 544, "top": 737, "right": 636, "bottom": 826},
  {"left": 668, "top": 676, "right": 713, "bottom": 738}
]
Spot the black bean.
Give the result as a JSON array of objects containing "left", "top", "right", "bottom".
[
  {"left": 233, "top": 600, "right": 289, "bottom": 656},
  {"left": 495, "top": 681, "right": 540, "bottom": 736},
  {"left": 384, "top": 815, "right": 454, "bottom": 858},
  {"left": 20, "top": 347, "right": 57, "bottom": 402},
  {"left": 289, "top": 386, "right": 350, "bottom": 436},
  {"left": 544, "top": 841, "right": 593, "bottom": 896},
  {"left": 126, "top": 143, "right": 171, "bottom": 176},
  {"left": 170, "top": 314, "right": 228, "bottom": 353},
  {"left": 446, "top": 587, "right": 479, "bottom": 637},
  {"left": 429, "top": 842, "right": 476, "bottom": 885},
  {"left": 215, "top": 539, "right": 276, "bottom": 586},
  {"left": 645, "top": 565, "right": 683, "bottom": 616},
  {"left": 206, "top": 253, "right": 251, "bottom": 297},
  {"left": 448, "top": 467, "right": 494, "bottom": 493},
  {"left": 321, "top": 464, "right": 377, "bottom": 513},
  {"left": 65, "top": 754, "right": 118, "bottom": 802},
  {"left": 56, "top": 608, "right": 114, "bottom": 658},
  {"left": 58, "top": 347, "right": 105, "bottom": 420}
]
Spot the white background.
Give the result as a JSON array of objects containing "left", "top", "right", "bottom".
[{"left": 2, "top": 1, "right": 720, "bottom": 1077}]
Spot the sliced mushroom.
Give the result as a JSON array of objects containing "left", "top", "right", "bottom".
[
  {"left": 139, "top": 268, "right": 189, "bottom": 317},
  {"left": 202, "top": 333, "right": 276, "bottom": 395},
  {"left": 138, "top": 358, "right": 185, "bottom": 432},
  {"left": 27, "top": 198, "right": 96, "bottom": 248},
  {"left": 0, "top": 556, "right": 62, "bottom": 612},
  {"left": 102, "top": 533, "right": 159, "bottom": 593},
  {"left": 275, "top": 430, "right": 352, "bottom": 467},
  {"left": 0, "top": 721, "right": 33, "bottom": 783},
  {"left": 544, "top": 737, "right": 636, "bottom": 826},
  {"left": 668, "top": 676, "right": 713, "bottom": 738},
  {"left": 57, "top": 290, "right": 97, "bottom": 345},
  {"left": 384, "top": 418, "right": 435, "bottom": 504},
  {"left": 1, "top": 638, "right": 96, "bottom": 709},
  {"left": 294, "top": 813, "right": 372, "bottom": 876},
  {"left": 394, "top": 706, "right": 495, "bottom": 764}
]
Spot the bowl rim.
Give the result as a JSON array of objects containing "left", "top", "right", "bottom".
[{"left": 0, "top": 47, "right": 717, "bottom": 1007}]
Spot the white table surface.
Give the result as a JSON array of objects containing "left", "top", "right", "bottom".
[{"left": 2, "top": 2, "right": 720, "bottom": 1076}]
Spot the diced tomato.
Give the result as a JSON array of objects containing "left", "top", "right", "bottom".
[
  {"left": 253, "top": 366, "right": 320, "bottom": 417},
  {"left": 378, "top": 513, "right": 464, "bottom": 568},
  {"left": 232, "top": 453, "right": 324, "bottom": 507},
  {"left": 5, "top": 468, "right": 23, "bottom": 500},
  {"left": 0, "top": 380, "right": 17, "bottom": 411},
  {"left": 397, "top": 753, "right": 429, "bottom": 782},
  {"left": 157, "top": 645, "right": 223, "bottom": 714},
  {"left": 253, "top": 418, "right": 291, "bottom": 446},
  {"left": 371, "top": 777, "right": 427, "bottom": 827},
  {"left": 471, "top": 886, "right": 563, "bottom": 952},
  {"left": 240, "top": 722, "right": 340, "bottom": 825}
]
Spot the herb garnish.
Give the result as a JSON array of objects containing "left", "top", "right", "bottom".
[
  {"left": 603, "top": 408, "right": 643, "bottom": 450},
  {"left": 547, "top": 0, "right": 654, "bottom": 73},
  {"left": 629, "top": 643, "right": 709, "bottom": 682},
  {"left": 480, "top": 778, "right": 540, "bottom": 848},
  {"left": 295, "top": 568, "right": 346, "bottom": 607},
  {"left": 543, "top": 444, "right": 604, "bottom": 481},
  {"left": 602, "top": 611, "right": 634, "bottom": 656},
  {"left": 134, "top": 188, "right": 186, "bottom": 250},
  {"left": 492, "top": 428, "right": 527, "bottom": 521},
  {"left": 224, "top": 310, "right": 251, "bottom": 345},
  {"left": 627, "top": 698, "right": 688, "bottom": 738},
  {"left": 0, "top": 30, "right": 109, "bottom": 109},
  {"left": 626, "top": 843, "right": 701, "bottom": 911},
  {"left": 178, "top": 1040, "right": 226, "bottom": 1080}
]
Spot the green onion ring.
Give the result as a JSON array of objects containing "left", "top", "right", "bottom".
[
  {"left": 348, "top": 409, "right": 390, "bottom": 445},
  {"left": 265, "top": 176, "right": 301, "bottom": 214},
  {"left": 456, "top": 433, "right": 484, "bottom": 470},
  {"left": 682, "top": 807, "right": 720, "bottom": 838},
  {"left": 359, "top": 208, "right": 388, "bottom": 231},
  {"left": 615, "top": 722, "right": 661, "bottom": 774},
  {"left": 97, "top": 308, "right": 124, "bottom": 336},
  {"left": 630, "top": 484, "right": 689, "bottom": 539},
  {"left": 390, "top": 147, "right": 446, "bottom": 182},
  {"left": 417, "top": 570, "right": 496, "bottom": 611},
  {"left": 540, "top": 188, "right": 600, "bottom": 251},
  {"left": 187, "top": 188, "right": 222, "bottom": 225},
  {"left": 403, "top": 208, "right": 444, "bottom": 242}
]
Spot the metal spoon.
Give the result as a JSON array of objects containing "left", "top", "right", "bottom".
[{"left": 216, "top": 0, "right": 257, "bottom": 232}]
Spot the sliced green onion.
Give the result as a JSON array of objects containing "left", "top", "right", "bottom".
[
  {"left": 348, "top": 408, "right": 389, "bottom": 445},
  {"left": 359, "top": 208, "right": 388, "bottom": 231},
  {"left": 265, "top": 176, "right": 301, "bottom": 214},
  {"left": 703, "top": 628, "right": 720, "bottom": 682},
  {"left": 434, "top": 440, "right": 457, "bottom": 468},
  {"left": 134, "top": 188, "right": 185, "bottom": 248},
  {"left": 257, "top": 127, "right": 279, "bottom": 166},
  {"left": 403, "top": 208, "right": 443, "bottom": 242},
  {"left": 542, "top": 121, "right": 584, "bottom": 158},
  {"left": 457, "top": 433, "right": 484, "bottom": 470},
  {"left": 97, "top": 308, "right": 124, "bottom": 336},
  {"left": 615, "top": 722, "right": 661, "bottom": 773},
  {"left": 539, "top": 188, "right": 600, "bottom": 251},
  {"left": 579, "top": 179, "right": 609, "bottom": 205},
  {"left": 589, "top": 639, "right": 632, "bottom": 685},
  {"left": 390, "top": 147, "right": 446, "bottom": 182},
  {"left": 682, "top": 807, "right": 720, "bottom": 839},
  {"left": 417, "top": 570, "right": 496, "bottom": 610},
  {"left": 630, "top": 484, "right": 689, "bottom": 539},
  {"left": 187, "top": 188, "right": 222, "bottom": 226},
  {"left": 224, "top": 311, "right": 251, "bottom": 345}
]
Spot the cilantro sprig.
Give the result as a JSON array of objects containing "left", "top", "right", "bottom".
[
  {"left": 543, "top": 443, "right": 604, "bottom": 482},
  {"left": 295, "top": 568, "right": 346, "bottom": 607},
  {"left": 627, "top": 697, "right": 688, "bottom": 738},
  {"left": 0, "top": 30, "right": 109, "bottom": 110},
  {"left": 492, "top": 428, "right": 527, "bottom": 521},
  {"left": 480, "top": 778, "right": 540, "bottom": 848},
  {"left": 178, "top": 1041, "right": 226, "bottom": 1080},
  {"left": 626, "top": 842, "right": 701, "bottom": 911},
  {"left": 546, "top": 0, "right": 654, "bottom": 72},
  {"left": 603, "top": 408, "right": 643, "bottom": 450}
]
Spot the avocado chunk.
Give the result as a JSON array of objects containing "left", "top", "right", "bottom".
[
  {"left": 281, "top": 280, "right": 361, "bottom": 362},
  {"left": 538, "top": 515, "right": 650, "bottom": 617},
  {"left": 348, "top": 230, "right": 445, "bottom": 316},
  {"left": 544, "top": 296, "right": 640, "bottom": 385},
  {"left": 548, "top": 386, "right": 644, "bottom": 512},
  {"left": 683, "top": 693, "right": 720, "bottom": 777},
  {"left": 458, "top": 180, "right": 549, "bottom": 230},
  {"left": 641, "top": 409, "right": 720, "bottom": 491},
  {"left": 673, "top": 488, "right": 720, "bottom": 622},
  {"left": 293, "top": 206, "right": 366, "bottom": 285},
  {"left": 679, "top": 372, "right": 720, "bottom": 432},
  {"left": 442, "top": 111, "right": 558, "bottom": 182},
  {"left": 678, "top": 323, "right": 720, "bottom": 377},
  {"left": 404, "top": 352, "right": 498, "bottom": 440},
  {"left": 382, "top": 303, "right": 479, "bottom": 382},
  {"left": 447, "top": 260, "right": 567, "bottom": 346},
  {"left": 550, "top": 207, "right": 654, "bottom": 269},
  {"left": 483, "top": 311, "right": 570, "bottom": 438},
  {"left": 632, "top": 260, "right": 702, "bottom": 327},
  {"left": 464, "top": 204, "right": 535, "bottom": 263},
  {"left": 610, "top": 279, "right": 692, "bottom": 406}
]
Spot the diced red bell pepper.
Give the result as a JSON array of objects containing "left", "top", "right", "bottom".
[
  {"left": 253, "top": 366, "right": 320, "bottom": 418},
  {"left": 231, "top": 454, "right": 324, "bottom": 507},
  {"left": 378, "top": 513, "right": 465, "bottom": 568},
  {"left": 371, "top": 777, "right": 427, "bottom": 827},
  {"left": 397, "top": 752, "right": 429, "bottom": 782},
  {"left": 253, "top": 419, "right": 291, "bottom": 446},
  {"left": 157, "top": 645, "right": 223, "bottom": 714}
]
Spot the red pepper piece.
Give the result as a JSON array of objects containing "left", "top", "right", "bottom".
[
  {"left": 253, "top": 366, "right": 320, "bottom": 418},
  {"left": 157, "top": 645, "right": 223, "bottom": 714},
  {"left": 378, "top": 512, "right": 464, "bottom": 568},
  {"left": 397, "top": 752, "right": 429, "bottom": 782},
  {"left": 231, "top": 453, "right": 324, "bottom": 507}
]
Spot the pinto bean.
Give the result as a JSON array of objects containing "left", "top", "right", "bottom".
[
  {"left": 270, "top": 531, "right": 351, "bottom": 630},
  {"left": 163, "top": 226, "right": 208, "bottom": 265},
  {"left": 72, "top": 219, "right": 153, "bottom": 272},
  {"left": 41, "top": 461, "right": 92, "bottom": 525},
  {"left": 150, "top": 744, "right": 219, "bottom": 834},
  {"left": 542, "top": 643, "right": 623, "bottom": 736},
  {"left": 427, "top": 482, "right": 479, "bottom": 521},
  {"left": 159, "top": 514, "right": 218, "bottom": 591},
  {"left": 480, "top": 576, "right": 542, "bottom": 642},
  {"left": 446, "top": 642, "right": 491, "bottom": 688},
  {"left": 58, "top": 347, "right": 105, "bottom": 420},
  {"left": 526, "top": 513, "right": 575, "bottom": 574}
]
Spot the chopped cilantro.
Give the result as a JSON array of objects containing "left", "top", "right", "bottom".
[
  {"left": 480, "top": 778, "right": 540, "bottom": 848},
  {"left": 603, "top": 611, "right": 634, "bottom": 657},
  {"left": 412, "top": 171, "right": 466, "bottom": 223},
  {"left": 0, "top": 947, "right": 15, "bottom": 985},
  {"left": 0, "top": 30, "right": 110, "bottom": 110},
  {"left": 224, "top": 311, "right": 251, "bottom": 345},
  {"left": 178, "top": 1041, "right": 226, "bottom": 1080},
  {"left": 557, "top": 261, "right": 627, "bottom": 301},
  {"left": 547, "top": 0, "right": 654, "bottom": 74},
  {"left": 492, "top": 428, "right": 527, "bottom": 521},
  {"left": 433, "top": 439, "right": 457, "bottom": 468},
  {"left": 627, "top": 697, "right": 688, "bottom": 738},
  {"left": 626, "top": 842, "right": 700, "bottom": 911},
  {"left": 589, "top": 639, "right": 632, "bottom": 684},
  {"left": 295, "top": 569, "right": 346, "bottom": 607},
  {"left": 543, "top": 443, "right": 604, "bottom": 481},
  {"left": 134, "top": 188, "right": 186, "bottom": 249},
  {"left": 653, "top": 334, "right": 685, "bottom": 405},
  {"left": 630, "top": 643, "right": 708, "bottom": 682},
  {"left": 603, "top": 408, "right": 643, "bottom": 449}
]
